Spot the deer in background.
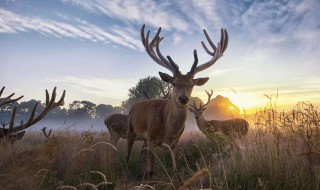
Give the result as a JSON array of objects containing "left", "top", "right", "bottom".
[
  {"left": 105, "top": 81, "right": 171, "bottom": 145},
  {"left": 126, "top": 24, "right": 228, "bottom": 181},
  {"left": 189, "top": 90, "right": 249, "bottom": 137},
  {"left": 0, "top": 86, "right": 65, "bottom": 143}
]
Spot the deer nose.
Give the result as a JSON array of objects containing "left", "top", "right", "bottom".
[{"left": 178, "top": 95, "right": 189, "bottom": 105}]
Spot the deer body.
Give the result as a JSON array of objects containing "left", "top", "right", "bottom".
[
  {"left": 104, "top": 113, "right": 129, "bottom": 145},
  {"left": 129, "top": 98, "right": 187, "bottom": 148},
  {"left": 105, "top": 82, "right": 170, "bottom": 145},
  {"left": 195, "top": 115, "right": 249, "bottom": 136},
  {"left": 126, "top": 24, "right": 228, "bottom": 182},
  {"left": 189, "top": 90, "right": 248, "bottom": 137}
]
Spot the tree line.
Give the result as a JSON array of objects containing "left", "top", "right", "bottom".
[
  {"left": 0, "top": 76, "right": 169, "bottom": 124},
  {"left": 1, "top": 76, "right": 240, "bottom": 125}
]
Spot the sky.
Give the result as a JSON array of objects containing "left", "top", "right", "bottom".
[{"left": 1, "top": 0, "right": 320, "bottom": 114}]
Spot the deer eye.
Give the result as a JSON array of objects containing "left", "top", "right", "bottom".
[{"left": 172, "top": 82, "right": 176, "bottom": 86}]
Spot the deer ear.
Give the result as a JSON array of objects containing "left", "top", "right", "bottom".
[
  {"left": 193, "top": 77, "right": 209, "bottom": 86},
  {"left": 159, "top": 72, "right": 174, "bottom": 83}
]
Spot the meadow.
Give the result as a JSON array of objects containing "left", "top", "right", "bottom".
[{"left": 0, "top": 101, "right": 319, "bottom": 190}]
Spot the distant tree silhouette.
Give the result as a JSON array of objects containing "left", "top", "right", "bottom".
[
  {"left": 204, "top": 95, "right": 240, "bottom": 120},
  {"left": 96, "top": 104, "right": 114, "bottom": 118},
  {"left": 81, "top": 100, "right": 96, "bottom": 118},
  {"left": 121, "top": 76, "right": 170, "bottom": 114},
  {"left": 47, "top": 107, "right": 67, "bottom": 120},
  {"left": 68, "top": 100, "right": 92, "bottom": 119}
]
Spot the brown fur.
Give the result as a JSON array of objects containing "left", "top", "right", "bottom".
[
  {"left": 126, "top": 73, "right": 206, "bottom": 181},
  {"left": 125, "top": 24, "right": 228, "bottom": 182},
  {"left": 104, "top": 113, "right": 129, "bottom": 145},
  {"left": 195, "top": 115, "right": 249, "bottom": 137}
]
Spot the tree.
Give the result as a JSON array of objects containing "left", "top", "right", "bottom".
[
  {"left": 81, "top": 100, "right": 96, "bottom": 118},
  {"left": 68, "top": 100, "right": 92, "bottom": 119},
  {"left": 96, "top": 104, "right": 114, "bottom": 118},
  {"left": 204, "top": 95, "right": 240, "bottom": 120},
  {"left": 121, "top": 76, "right": 171, "bottom": 114}
]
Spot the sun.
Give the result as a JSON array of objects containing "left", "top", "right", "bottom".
[
  {"left": 228, "top": 105, "right": 235, "bottom": 110},
  {"left": 228, "top": 93, "right": 267, "bottom": 114}
]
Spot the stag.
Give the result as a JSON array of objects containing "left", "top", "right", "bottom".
[
  {"left": 189, "top": 90, "right": 249, "bottom": 137},
  {"left": 105, "top": 81, "right": 171, "bottom": 145},
  {"left": 125, "top": 24, "right": 228, "bottom": 181},
  {"left": 0, "top": 86, "right": 65, "bottom": 143}
]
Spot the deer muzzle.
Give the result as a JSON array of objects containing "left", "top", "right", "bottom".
[{"left": 178, "top": 95, "right": 189, "bottom": 105}]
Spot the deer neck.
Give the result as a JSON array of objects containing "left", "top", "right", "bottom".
[
  {"left": 196, "top": 114, "right": 208, "bottom": 132},
  {"left": 163, "top": 98, "right": 188, "bottom": 144}
]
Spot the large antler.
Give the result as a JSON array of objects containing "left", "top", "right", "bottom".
[
  {"left": 0, "top": 87, "right": 24, "bottom": 108},
  {"left": 8, "top": 87, "right": 65, "bottom": 133},
  {"left": 190, "top": 90, "right": 213, "bottom": 111},
  {"left": 141, "top": 24, "right": 182, "bottom": 75},
  {"left": 189, "top": 29, "right": 229, "bottom": 75}
]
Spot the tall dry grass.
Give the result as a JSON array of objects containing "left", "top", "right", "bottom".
[{"left": 0, "top": 101, "right": 319, "bottom": 189}]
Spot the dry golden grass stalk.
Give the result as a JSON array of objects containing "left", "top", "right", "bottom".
[
  {"left": 89, "top": 141, "right": 118, "bottom": 151},
  {"left": 178, "top": 168, "right": 209, "bottom": 190},
  {"left": 78, "top": 183, "right": 98, "bottom": 190},
  {"left": 131, "top": 183, "right": 156, "bottom": 190},
  {"left": 56, "top": 185, "right": 77, "bottom": 190}
]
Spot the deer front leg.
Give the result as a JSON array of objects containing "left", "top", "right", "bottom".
[
  {"left": 109, "top": 132, "right": 120, "bottom": 146},
  {"left": 125, "top": 122, "right": 136, "bottom": 183},
  {"left": 143, "top": 141, "right": 155, "bottom": 181},
  {"left": 140, "top": 141, "right": 147, "bottom": 175}
]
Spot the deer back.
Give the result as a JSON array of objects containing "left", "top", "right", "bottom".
[
  {"left": 209, "top": 118, "right": 249, "bottom": 136},
  {"left": 105, "top": 113, "right": 129, "bottom": 138}
]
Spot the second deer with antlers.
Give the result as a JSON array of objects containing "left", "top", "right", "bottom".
[
  {"left": 126, "top": 24, "right": 228, "bottom": 182},
  {"left": 189, "top": 90, "right": 249, "bottom": 137}
]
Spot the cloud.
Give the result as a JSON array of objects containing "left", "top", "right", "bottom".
[
  {"left": 2, "top": 0, "right": 319, "bottom": 54},
  {"left": 235, "top": 0, "right": 320, "bottom": 50},
  {"left": 0, "top": 8, "right": 143, "bottom": 50},
  {"left": 49, "top": 76, "right": 135, "bottom": 99},
  {"left": 61, "top": 0, "right": 190, "bottom": 32}
]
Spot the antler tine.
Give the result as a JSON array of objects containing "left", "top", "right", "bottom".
[
  {"left": 189, "top": 100, "right": 199, "bottom": 110},
  {"left": 141, "top": 24, "right": 179, "bottom": 74},
  {"left": 0, "top": 87, "right": 24, "bottom": 108},
  {"left": 1, "top": 120, "right": 8, "bottom": 128},
  {"left": 10, "top": 88, "right": 65, "bottom": 133},
  {"left": 0, "top": 87, "right": 4, "bottom": 97},
  {"left": 55, "top": 90, "right": 66, "bottom": 107},
  {"left": 45, "top": 89, "right": 50, "bottom": 106},
  {"left": 188, "top": 49, "right": 198, "bottom": 75},
  {"left": 191, "top": 28, "right": 229, "bottom": 75},
  {"left": 202, "top": 90, "right": 213, "bottom": 108},
  {"left": 41, "top": 127, "right": 52, "bottom": 139},
  {"left": 8, "top": 107, "right": 17, "bottom": 134}
]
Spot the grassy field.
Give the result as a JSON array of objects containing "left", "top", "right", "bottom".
[{"left": 1, "top": 101, "right": 320, "bottom": 190}]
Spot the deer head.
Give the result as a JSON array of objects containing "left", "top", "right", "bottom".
[
  {"left": 189, "top": 90, "right": 213, "bottom": 120},
  {"left": 141, "top": 25, "right": 228, "bottom": 107}
]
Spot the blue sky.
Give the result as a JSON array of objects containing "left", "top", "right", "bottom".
[{"left": 1, "top": 0, "right": 319, "bottom": 113}]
